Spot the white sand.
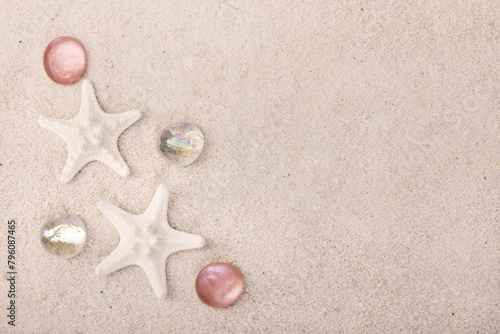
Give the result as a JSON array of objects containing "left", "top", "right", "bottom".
[{"left": 0, "top": 1, "right": 499, "bottom": 332}]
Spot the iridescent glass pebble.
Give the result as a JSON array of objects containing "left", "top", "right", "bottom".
[
  {"left": 40, "top": 214, "right": 87, "bottom": 259},
  {"left": 158, "top": 122, "right": 204, "bottom": 166}
]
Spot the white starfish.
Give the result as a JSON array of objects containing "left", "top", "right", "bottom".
[
  {"left": 96, "top": 184, "right": 205, "bottom": 299},
  {"left": 38, "top": 79, "right": 141, "bottom": 183}
]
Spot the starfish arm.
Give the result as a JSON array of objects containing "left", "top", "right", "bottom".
[
  {"left": 98, "top": 200, "right": 138, "bottom": 235},
  {"left": 59, "top": 148, "right": 89, "bottom": 183},
  {"left": 139, "top": 255, "right": 168, "bottom": 299},
  {"left": 38, "top": 115, "right": 76, "bottom": 146},
  {"left": 144, "top": 184, "right": 170, "bottom": 224},
  {"left": 165, "top": 228, "right": 205, "bottom": 253},
  {"left": 96, "top": 145, "right": 130, "bottom": 176},
  {"left": 95, "top": 241, "right": 136, "bottom": 276},
  {"left": 113, "top": 109, "right": 141, "bottom": 133},
  {"left": 78, "top": 79, "right": 103, "bottom": 119}
]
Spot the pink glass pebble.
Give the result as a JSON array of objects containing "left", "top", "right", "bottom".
[
  {"left": 195, "top": 262, "right": 244, "bottom": 308},
  {"left": 43, "top": 37, "right": 87, "bottom": 84}
]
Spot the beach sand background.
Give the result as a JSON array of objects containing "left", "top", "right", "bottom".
[{"left": 0, "top": 1, "right": 499, "bottom": 332}]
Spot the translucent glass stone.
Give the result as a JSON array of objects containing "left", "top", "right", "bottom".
[
  {"left": 43, "top": 36, "right": 87, "bottom": 85},
  {"left": 195, "top": 262, "right": 244, "bottom": 308},
  {"left": 40, "top": 214, "right": 87, "bottom": 259},
  {"left": 158, "top": 122, "right": 204, "bottom": 166}
]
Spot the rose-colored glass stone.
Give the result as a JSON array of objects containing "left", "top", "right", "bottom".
[
  {"left": 195, "top": 262, "right": 244, "bottom": 308},
  {"left": 43, "top": 37, "right": 87, "bottom": 84}
]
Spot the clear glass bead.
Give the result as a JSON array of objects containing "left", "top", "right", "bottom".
[
  {"left": 40, "top": 214, "right": 87, "bottom": 259},
  {"left": 158, "top": 122, "right": 204, "bottom": 166}
]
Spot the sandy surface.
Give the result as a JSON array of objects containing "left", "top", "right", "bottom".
[{"left": 0, "top": 1, "right": 499, "bottom": 333}]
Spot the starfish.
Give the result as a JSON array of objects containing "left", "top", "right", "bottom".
[
  {"left": 96, "top": 184, "right": 205, "bottom": 299},
  {"left": 38, "top": 79, "right": 141, "bottom": 183}
]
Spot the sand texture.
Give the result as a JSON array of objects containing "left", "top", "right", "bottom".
[{"left": 0, "top": 1, "right": 499, "bottom": 333}]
